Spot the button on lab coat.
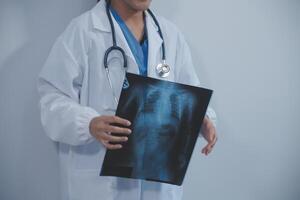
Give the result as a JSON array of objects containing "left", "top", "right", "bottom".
[{"left": 37, "top": 1, "right": 217, "bottom": 200}]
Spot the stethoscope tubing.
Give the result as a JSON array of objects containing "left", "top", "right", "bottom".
[{"left": 104, "top": 0, "right": 169, "bottom": 105}]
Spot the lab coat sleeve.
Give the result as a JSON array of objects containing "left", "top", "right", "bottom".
[
  {"left": 174, "top": 30, "right": 217, "bottom": 137},
  {"left": 37, "top": 30, "right": 99, "bottom": 146}
]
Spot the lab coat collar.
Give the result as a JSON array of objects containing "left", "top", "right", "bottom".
[
  {"left": 90, "top": 0, "right": 163, "bottom": 75},
  {"left": 91, "top": 0, "right": 110, "bottom": 33}
]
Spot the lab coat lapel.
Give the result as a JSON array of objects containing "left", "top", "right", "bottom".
[
  {"left": 90, "top": 0, "right": 139, "bottom": 74},
  {"left": 145, "top": 11, "right": 163, "bottom": 78}
]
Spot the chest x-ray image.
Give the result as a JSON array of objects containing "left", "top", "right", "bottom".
[{"left": 100, "top": 73, "right": 213, "bottom": 185}]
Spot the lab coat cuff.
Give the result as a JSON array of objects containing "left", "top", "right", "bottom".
[
  {"left": 205, "top": 107, "right": 217, "bottom": 128},
  {"left": 77, "top": 108, "right": 100, "bottom": 143},
  {"left": 198, "top": 107, "right": 217, "bottom": 138}
]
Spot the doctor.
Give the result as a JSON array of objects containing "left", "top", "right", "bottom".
[{"left": 37, "top": 0, "right": 218, "bottom": 200}]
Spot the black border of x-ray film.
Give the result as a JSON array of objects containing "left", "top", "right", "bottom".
[{"left": 100, "top": 73, "right": 213, "bottom": 186}]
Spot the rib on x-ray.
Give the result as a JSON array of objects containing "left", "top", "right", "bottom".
[{"left": 100, "top": 73, "right": 213, "bottom": 185}]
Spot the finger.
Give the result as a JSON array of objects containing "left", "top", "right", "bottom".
[
  {"left": 101, "top": 140, "right": 123, "bottom": 150},
  {"left": 103, "top": 116, "right": 131, "bottom": 126},
  {"left": 201, "top": 146, "right": 209, "bottom": 155},
  {"left": 204, "top": 142, "right": 211, "bottom": 150},
  {"left": 208, "top": 134, "right": 217, "bottom": 149},
  {"left": 208, "top": 131, "right": 217, "bottom": 145},
  {"left": 207, "top": 145, "right": 215, "bottom": 154},
  {"left": 101, "top": 132, "right": 128, "bottom": 143},
  {"left": 201, "top": 147, "right": 208, "bottom": 156},
  {"left": 202, "top": 143, "right": 212, "bottom": 155},
  {"left": 207, "top": 138, "right": 218, "bottom": 154},
  {"left": 204, "top": 147, "right": 210, "bottom": 155},
  {"left": 103, "top": 124, "right": 132, "bottom": 135},
  {"left": 211, "top": 135, "right": 218, "bottom": 147}
]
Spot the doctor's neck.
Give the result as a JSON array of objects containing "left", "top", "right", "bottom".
[
  {"left": 110, "top": 0, "right": 151, "bottom": 41},
  {"left": 110, "top": 0, "right": 151, "bottom": 18}
]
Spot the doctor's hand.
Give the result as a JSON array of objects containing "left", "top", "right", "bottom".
[
  {"left": 89, "top": 116, "right": 132, "bottom": 150},
  {"left": 200, "top": 116, "right": 218, "bottom": 156}
]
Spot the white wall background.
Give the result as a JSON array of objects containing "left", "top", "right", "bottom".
[{"left": 0, "top": 0, "right": 299, "bottom": 200}]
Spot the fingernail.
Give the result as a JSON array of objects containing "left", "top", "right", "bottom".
[
  {"left": 118, "top": 145, "right": 122, "bottom": 148},
  {"left": 127, "top": 121, "right": 131, "bottom": 126},
  {"left": 124, "top": 137, "right": 128, "bottom": 141}
]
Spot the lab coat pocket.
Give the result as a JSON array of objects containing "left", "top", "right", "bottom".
[{"left": 69, "top": 169, "right": 115, "bottom": 200}]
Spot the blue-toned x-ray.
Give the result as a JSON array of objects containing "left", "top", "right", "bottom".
[{"left": 100, "top": 73, "right": 213, "bottom": 185}]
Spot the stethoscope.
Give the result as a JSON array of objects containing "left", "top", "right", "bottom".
[{"left": 104, "top": 0, "right": 170, "bottom": 104}]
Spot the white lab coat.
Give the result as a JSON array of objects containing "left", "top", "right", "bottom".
[{"left": 37, "top": 1, "right": 217, "bottom": 200}]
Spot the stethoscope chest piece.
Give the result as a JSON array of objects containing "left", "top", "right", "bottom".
[{"left": 156, "top": 61, "right": 170, "bottom": 78}]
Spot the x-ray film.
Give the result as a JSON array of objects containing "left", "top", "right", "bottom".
[{"left": 100, "top": 73, "right": 213, "bottom": 185}]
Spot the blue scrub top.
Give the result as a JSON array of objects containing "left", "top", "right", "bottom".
[{"left": 110, "top": 8, "right": 148, "bottom": 76}]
